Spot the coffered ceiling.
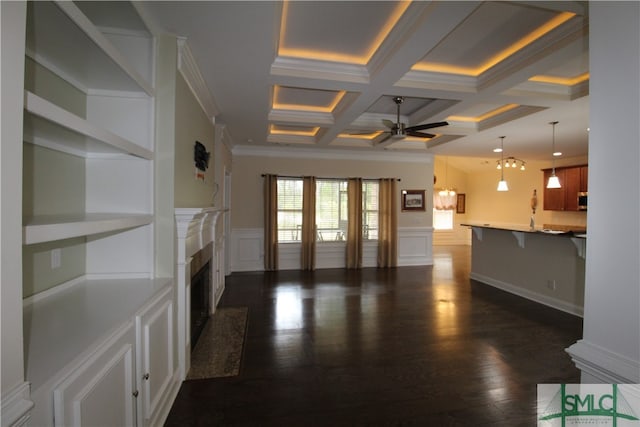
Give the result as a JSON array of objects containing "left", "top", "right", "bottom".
[{"left": 140, "top": 1, "right": 589, "bottom": 166}]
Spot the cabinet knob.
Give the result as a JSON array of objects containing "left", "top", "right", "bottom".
[
  {"left": 133, "top": 390, "right": 139, "bottom": 398},
  {"left": 143, "top": 373, "right": 150, "bottom": 380}
]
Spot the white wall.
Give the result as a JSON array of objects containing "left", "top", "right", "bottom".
[{"left": 567, "top": 3, "right": 640, "bottom": 384}]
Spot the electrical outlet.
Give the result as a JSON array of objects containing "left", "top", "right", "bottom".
[
  {"left": 51, "top": 248, "right": 61, "bottom": 269},
  {"left": 546, "top": 279, "right": 556, "bottom": 290}
]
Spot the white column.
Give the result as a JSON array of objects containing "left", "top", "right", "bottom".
[
  {"left": 566, "top": 3, "right": 640, "bottom": 383},
  {"left": 1, "top": 2, "right": 34, "bottom": 426}
]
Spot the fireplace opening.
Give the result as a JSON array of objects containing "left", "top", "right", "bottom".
[{"left": 191, "top": 261, "right": 211, "bottom": 349}]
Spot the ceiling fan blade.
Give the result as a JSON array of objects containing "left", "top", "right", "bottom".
[
  {"left": 377, "top": 133, "right": 392, "bottom": 144},
  {"left": 346, "top": 130, "right": 378, "bottom": 135},
  {"left": 406, "top": 130, "right": 435, "bottom": 139},
  {"left": 382, "top": 119, "right": 396, "bottom": 129},
  {"left": 406, "top": 121, "right": 449, "bottom": 132}
]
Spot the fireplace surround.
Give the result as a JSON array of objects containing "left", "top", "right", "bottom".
[{"left": 175, "top": 207, "right": 225, "bottom": 379}]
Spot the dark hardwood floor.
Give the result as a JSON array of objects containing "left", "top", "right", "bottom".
[{"left": 165, "top": 245, "right": 583, "bottom": 426}]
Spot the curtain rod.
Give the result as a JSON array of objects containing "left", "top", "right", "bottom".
[{"left": 261, "top": 174, "right": 401, "bottom": 181}]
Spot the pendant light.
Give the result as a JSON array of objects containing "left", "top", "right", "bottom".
[
  {"left": 546, "top": 121, "right": 561, "bottom": 189},
  {"left": 497, "top": 136, "right": 509, "bottom": 191}
]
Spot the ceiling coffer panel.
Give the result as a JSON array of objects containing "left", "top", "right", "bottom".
[
  {"left": 273, "top": 86, "right": 345, "bottom": 112},
  {"left": 278, "top": 1, "right": 410, "bottom": 64},
  {"left": 413, "top": 2, "right": 574, "bottom": 76}
]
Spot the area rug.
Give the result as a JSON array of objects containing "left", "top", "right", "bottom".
[{"left": 187, "top": 306, "right": 248, "bottom": 380}]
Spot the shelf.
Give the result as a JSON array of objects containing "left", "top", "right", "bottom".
[
  {"left": 23, "top": 277, "right": 171, "bottom": 392},
  {"left": 23, "top": 91, "right": 153, "bottom": 159},
  {"left": 26, "top": 1, "right": 153, "bottom": 95},
  {"left": 23, "top": 213, "right": 153, "bottom": 245}
]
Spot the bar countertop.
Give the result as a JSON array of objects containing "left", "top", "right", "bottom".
[{"left": 461, "top": 222, "right": 586, "bottom": 239}]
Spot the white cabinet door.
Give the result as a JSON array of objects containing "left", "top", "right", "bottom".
[
  {"left": 53, "top": 322, "right": 137, "bottom": 427},
  {"left": 136, "top": 286, "right": 174, "bottom": 427}
]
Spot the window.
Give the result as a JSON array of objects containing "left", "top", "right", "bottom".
[
  {"left": 277, "top": 178, "right": 303, "bottom": 242},
  {"left": 362, "top": 180, "right": 379, "bottom": 240},
  {"left": 433, "top": 209, "right": 454, "bottom": 230},
  {"left": 315, "top": 179, "right": 348, "bottom": 241},
  {"left": 276, "top": 177, "right": 381, "bottom": 242}
]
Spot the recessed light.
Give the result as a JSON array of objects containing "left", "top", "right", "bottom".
[
  {"left": 493, "top": 148, "right": 503, "bottom": 153},
  {"left": 553, "top": 151, "right": 562, "bottom": 157}
]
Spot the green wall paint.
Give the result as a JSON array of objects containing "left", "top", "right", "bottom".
[{"left": 23, "top": 57, "right": 87, "bottom": 298}]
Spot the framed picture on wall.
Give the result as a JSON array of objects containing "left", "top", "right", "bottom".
[
  {"left": 456, "top": 193, "right": 466, "bottom": 214},
  {"left": 402, "top": 189, "right": 425, "bottom": 211}
]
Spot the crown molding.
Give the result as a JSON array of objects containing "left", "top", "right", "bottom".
[
  {"left": 177, "top": 37, "right": 219, "bottom": 122},
  {"left": 268, "top": 109, "right": 334, "bottom": 126},
  {"left": 396, "top": 70, "right": 477, "bottom": 93},
  {"left": 232, "top": 144, "right": 433, "bottom": 163},
  {"left": 214, "top": 122, "right": 235, "bottom": 152},
  {"left": 478, "top": 105, "right": 547, "bottom": 131},
  {"left": 271, "top": 57, "right": 370, "bottom": 84},
  {"left": 478, "top": 15, "right": 587, "bottom": 92}
]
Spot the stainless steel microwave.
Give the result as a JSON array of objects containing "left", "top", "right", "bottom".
[{"left": 578, "top": 192, "right": 588, "bottom": 210}]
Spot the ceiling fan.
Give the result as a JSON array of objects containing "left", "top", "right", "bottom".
[{"left": 378, "top": 96, "right": 449, "bottom": 144}]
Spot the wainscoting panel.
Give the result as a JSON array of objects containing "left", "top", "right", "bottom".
[
  {"left": 279, "top": 243, "right": 302, "bottom": 270},
  {"left": 398, "top": 227, "right": 433, "bottom": 266},
  {"left": 315, "top": 243, "right": 345, "bottom": 270},
  {"left": 230, "top": 227, "right": 433, "bottom": 272},
  {"left": 230, "top": 228, "right": 263, "bottom": 272}
]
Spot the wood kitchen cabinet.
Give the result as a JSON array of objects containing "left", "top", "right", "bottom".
[
  {"left": 580, "top": 166, "right": 588, "bottom": 192},
  {"left": 543, "top": 165, "right": 588, "bottom": 211}
]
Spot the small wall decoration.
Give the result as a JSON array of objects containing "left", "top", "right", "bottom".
[
  {"left": 456, "top": 193, "right": 466, "bottom": 214},
  {"left": 194, "top": 141, "right": 210, "bottom": 181},
  {"left": 402, "top": 189, "right": 425, "bottom": 211}
]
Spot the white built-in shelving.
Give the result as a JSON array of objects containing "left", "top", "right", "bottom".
[
  {"left": 21, "top": 1, "right": 175, "bottom": 425},
  {"left": 23, "top": 91, "right": 153, "bottom": 159},
  {"left": 23, "top": 213, "right": 153, "bottom": 245},
  {"left": 25, "top": 0, "right": 154, "bottom": 95}
]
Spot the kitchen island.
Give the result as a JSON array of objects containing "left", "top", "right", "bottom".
[{"left": 462, "top": 223, "right": 586, "bottom": 316}]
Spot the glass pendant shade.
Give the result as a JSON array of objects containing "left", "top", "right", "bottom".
[
  {"left": 547, "top": 174, "right": 561, "bottom": 189},
  {"left": 496, "top": 136, "right": 508, "bottom": 191},
  {"left": 547, "top": 121, "right": 562, "bottom": 189}
]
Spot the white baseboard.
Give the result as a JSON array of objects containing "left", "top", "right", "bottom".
[
  {"left": 566, "top": 339, "right": 640, "bottom": 384},
  {"left": 1, "top": 382, "right": 34, "bottom": 427},
  {"left": 470, "top": 272, "right": 584, "bottom": 317},
  {"left": 150, "top": 370, "right": 182, "bottom": 427}
]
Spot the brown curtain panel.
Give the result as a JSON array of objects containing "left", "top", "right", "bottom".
[
  {"left": 263, "top": 174, "right": 278, "bottom": 271},
  {"left": 378, "top": 178, "right": 398, "bottom": 268},
  {"left": 301, "top": 176, "right": 316, "bottom": 271},
  {"left": 346, "top": 178, "right": 363, "bottom": 269}
]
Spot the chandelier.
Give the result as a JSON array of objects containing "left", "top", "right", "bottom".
[
  {"left": 496, "top": 156, "right": 526, "bottom": 171},
  {"left": 436, "top": 157, "right": 457, "bottom": 210}
]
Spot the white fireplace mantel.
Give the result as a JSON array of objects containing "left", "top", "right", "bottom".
[
  {"left": 175, "top": 207, "right": 224, "bottom": 262},
  {"left": 174, "top": 207, "right": 226, "bottom": 379}
]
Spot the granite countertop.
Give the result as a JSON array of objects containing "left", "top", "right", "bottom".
[{"left": 461, "top": 222, "right": 587, "bottom": 238}]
